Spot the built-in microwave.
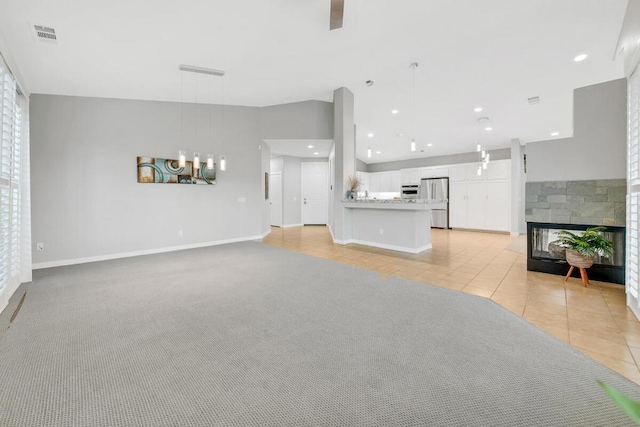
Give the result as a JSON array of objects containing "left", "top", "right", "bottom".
[{"left": 401, "top": 184, "right": 419, "bottom": 199}]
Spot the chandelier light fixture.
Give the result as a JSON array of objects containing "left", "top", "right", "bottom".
[
  {"left": 410, "top": 62, "right": 418, "bottom": 152},
  {"left": 177, "top": 64, "right": 227, "bottom": 172}
]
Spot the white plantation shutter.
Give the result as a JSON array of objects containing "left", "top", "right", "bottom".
[
  {"left": 629, "top": 67, "right": 640, "bottom": 306},
  {"left": 0, "top": 55, "right": 29, "bottom": 313}
]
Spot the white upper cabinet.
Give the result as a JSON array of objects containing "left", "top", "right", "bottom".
[
  {"left": 421, "top": 166, "right": 449, "bottom": 179},
  {"left": 368, "top": 171, "right": 402, "bottom": 192},
  {"left": 486, "top": 159, "right": 510, "bottom": 180},
  {"left": 357, "top": 172, "right": 370, "bottom": 192},
  {"left": 389, "top": 171, "right": 401, "bottom": 192},
  {"left": 400, "top": 168, "right": 421, "bottom": 185},
  {"left": 448, "top": 165, "right": 467, "bottom": 182}
]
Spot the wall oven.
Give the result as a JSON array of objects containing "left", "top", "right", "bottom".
[{"left": 401, "top": 184, "right": 419, "bottom": 199}]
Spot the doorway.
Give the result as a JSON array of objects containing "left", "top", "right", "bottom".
[
  {"left": 302, "top": 163, "right": 328, "bottom": 225},
  {"left": 269, "top": 171, "right": 283, "bottom": 227}
]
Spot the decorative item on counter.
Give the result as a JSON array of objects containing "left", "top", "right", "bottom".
[{"left": 345, "top": 175, "right": 362, "bottom": 199}]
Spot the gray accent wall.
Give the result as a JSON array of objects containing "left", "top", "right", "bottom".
[
  {"left": 260, "top": 100, "right": 333, "bottom": 140},
  {"left": 363, "top": 148, "right": 511, "bottom": 173},
  {"left": 526, "top": 79, "right": 627, "bottom": 182},
  {"left": 31, "top": 94, "right": 323, "bottom": 266}
]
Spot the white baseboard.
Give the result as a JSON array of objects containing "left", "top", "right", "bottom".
[
  {"left": 282, "top": 223, "right": 303, "bottom": 228},
  {"left": 335, "top": 238, "right": 431, "bottom": 254},
  {"left": 33, "top": 234, "right": 265, "bottom": 270},
  {"left": 262, "top": 229, "right": 272, "bottom": 238},
  {"left": 510, "top": 232, "right": 521, "bottom": 237}
]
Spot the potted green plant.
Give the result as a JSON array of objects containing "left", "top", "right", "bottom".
[{"left": 550, "top": 226, "right": 614, "bottom": 286}]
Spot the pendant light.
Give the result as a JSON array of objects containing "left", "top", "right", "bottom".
[
  {"left": 177, "top": 64, "right": 226, "bottom": 171},
  {"left": 367, "top": 147, "right": 372, "bottom": 158},
  {"left": 476, "top": 142, "right": 481, "bottom": 152},
  {"left": 410, "top": 62, "right": 418, "bottom": 152}
]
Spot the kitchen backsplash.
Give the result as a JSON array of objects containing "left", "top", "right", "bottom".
[{"left": 525, "top": 179, "right": 626, "bottom": 226}]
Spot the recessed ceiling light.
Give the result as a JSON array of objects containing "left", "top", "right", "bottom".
[
  {"left": 485, "top": 127, "right": 493, "bottom": 131},
  {"left": 551, "top": 132, "right": 559, "bottom": 136},
  {"left": 367, "top": 133, "right": 374, "bottom": 138},
  {"left": 397, "top": 133, "right": 405, "bottom": 137},
  {"left": 574, "top": 53, "right": 588, "bottom": 62},
  {"left": 391, "top": 109, "right": 399, "bottom": 114},
  {"left": 376, "top": 151, "right": 381, "bottom": 154},
  {"left": 474, "top": 107, "right": 483, "bottom": 112},
  {"left": 365, "top": 80, "right": 374, "bottom": 87},
  {"left": 427, "top": 143, "right": 433, "bottom": 147},
  {"left": 307, "top": 145, "right": 314, "bottom": 148},
  {"left": 313, "top": 152, "right": 319, "bottom": 155}
]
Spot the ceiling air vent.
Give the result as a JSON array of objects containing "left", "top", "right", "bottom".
[
  {"left": 34, "top": 25, "right": 57, "bottom": 41},
  {"left": 528, "top": 96, "right": 540, "bottom": 105}
]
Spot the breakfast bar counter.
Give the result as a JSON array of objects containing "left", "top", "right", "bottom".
[{"left": 341, "top": 199, "right": 446, "bottom": 253}]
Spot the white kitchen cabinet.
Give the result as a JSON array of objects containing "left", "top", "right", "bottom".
[
  {"left": 357, "top": 172, "right": 370, "bottom": 193},
  {"left": 400, "top": 168, "right": 421, "bottom": 185},
  {"left": 369, "top": 172, "right": 381, "bottom": 192},
  {"left": 367, "top": 171, "right": 401, "bottom": 192},
  {"left": 448, "top": 160, "right": 511, "bottom": 232},
  {"left": 485, "top": 180, "right": 510, "bottom": 231},
  {"left": 448, "top": 164, "right": 467, "bottom": 182},
  {"left": 449, "top": 181, "right": 468, "bottom": 228},
  {"left": 379, "top": 172, "right": 391, "bottom": 191},
  {"left": 421, "top": 166, "right": 449, "bottom": 179},
  {"left": 465, "top": 181, "right": 487, "bottom": 229},
  {"left": 486, "top": 160, "right": 509, "bottom": 180},
  {"left": 389, "top": 171, "right": 401, "bottom": 192}
]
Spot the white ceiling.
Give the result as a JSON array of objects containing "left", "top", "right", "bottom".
[{"left": 0, "top": 0, "right": 628, "bottom": 163}]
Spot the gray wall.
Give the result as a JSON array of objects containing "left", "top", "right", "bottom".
[
  {"left": 260, "top": 100, "right": 333, "bottom": 140},
  {"left": 261, "top": 144, "right": 271, "bottom": 235},
  {"left": 31, "top": 95, "right": 266, "bottom": 266},
  {"left": 526, "top": 79, "right": 627, "bottom": 182},
  {"left": 362, "top": 148, "right": 511, "bottom": 173}
]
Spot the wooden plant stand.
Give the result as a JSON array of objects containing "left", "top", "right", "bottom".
[{"left": 565, "top": 265, "right": 590, "bottom": 287}]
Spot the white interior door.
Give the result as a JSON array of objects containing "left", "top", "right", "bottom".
[
  {"left": 269, "top": 172, "right": 283, "bottom": 227},
  {"left": 302, "top": 163, "right": 328, "bottom": 225}
]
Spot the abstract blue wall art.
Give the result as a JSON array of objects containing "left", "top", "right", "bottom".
[{"left": 137, "top": 156, "right": 216, "bottom": 185}]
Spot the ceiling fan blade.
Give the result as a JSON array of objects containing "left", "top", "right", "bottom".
[{"left": 329, "top": 0, "right": 344, "bottom": 30}]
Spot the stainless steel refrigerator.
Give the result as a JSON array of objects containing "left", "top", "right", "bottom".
[{"left": 419, "top": 177, "right": 449, "bottom": 228}]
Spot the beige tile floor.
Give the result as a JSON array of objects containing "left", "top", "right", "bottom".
[{"left": 263, "top": 225, "right": 640, "bottom": 385}]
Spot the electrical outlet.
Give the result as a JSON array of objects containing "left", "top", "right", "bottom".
[
  {"left": 379, "top": 229, "right": 384, "bottom": 235},
  {"left": 178, "top": 230, "right": 183, "bottom": 238},
  {"left": 36, "top": 242, "right": 44, "bottom": 251}
]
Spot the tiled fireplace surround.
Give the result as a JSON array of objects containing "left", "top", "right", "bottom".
[
  {"left": 525, "top": 179, "right": 626, "bottom": 227},
  {"left": 525, "top": 179, "right": 627, "bottom": 284}
]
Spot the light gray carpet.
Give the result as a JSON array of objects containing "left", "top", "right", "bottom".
[{"left": 0, "top": 242, "right": 639, "bottom": 426}]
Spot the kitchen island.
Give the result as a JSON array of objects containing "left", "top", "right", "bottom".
[{"left": 341, "top": 199, "right": 446, "bottom": 254}]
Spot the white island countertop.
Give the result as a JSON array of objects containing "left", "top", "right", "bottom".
[
  {"left": 342, "top": 199, "right": 447, "bottom": 211},
  {"left": 339, "top": 199, "right": 447, "bottom": 254}
]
